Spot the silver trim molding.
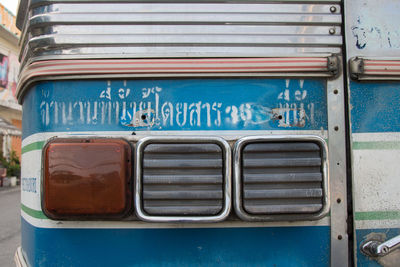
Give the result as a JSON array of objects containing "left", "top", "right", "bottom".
[
  {"left": 135, "top": 136, "right": 232, "bottom": 223},
  {"left": 233, "top": 135, "right": 330, "bottom": 222},
  {"left": 349, "top": 57, "right": 400, "bottom": 80}
]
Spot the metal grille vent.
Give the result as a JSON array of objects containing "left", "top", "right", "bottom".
[
  {"left": 234, "top": 136, "right": 329, "bottom": 221},
  {"left": 135, "top": 137, "right": 231, "bottom": 222}
]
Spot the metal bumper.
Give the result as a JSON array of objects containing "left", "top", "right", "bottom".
[{"left": 14, "top": 247, "right": 27, "bottom": 267}]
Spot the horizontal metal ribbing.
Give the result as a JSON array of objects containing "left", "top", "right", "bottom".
[
  {"left": 142, "top": 142, "right": 224, "bottom": 216},
  {"left": 17, "top": 1, "right": 343, "bottom": 74},
  {"left": 144, "top": 143, "right": 221, "bottom": 153},
  {"left": 143, "top": 174, "right": 223, "bottom": 184},
  {"left": 243, "top": 142, "right": 320, "bottom": 152},
  {"left": 143, "top": 159, "right": 223, "bottom": 169},
  {"left": 31, "top": 3, "right": 341, "bottom": 15},
  {"left": 243, "top": 173, "right": 322, "bottom": 183},
  {"left": 349, "top": 57, "right": 400, "bottom": 80},
  {"left": 242, "top": 141, "right": 324, "bottom": 215},
  {"left": 243, "top": 158, "right": 322, "bottom": 168},
  {"left": 40, "top": 25, "right": 340, "bottom": 36},
  {"left": 143, "top": 189, "right": 223, "bottom": 200},
  {"left": 244, "top": 188, "right": 323, "bottom": 199}
]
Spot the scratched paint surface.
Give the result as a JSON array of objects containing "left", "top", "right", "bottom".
[
  {"left": 22, "top": 78, "right": 327, "bottom": 138},
  {"left": 350, "top": 80, "right": 400, "bottom": 266},
  {"left": 346, "top": 0, "right": 400, "bottom": 57}
]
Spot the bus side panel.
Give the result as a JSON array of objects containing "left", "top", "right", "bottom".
[
  {"left": 345, "top": 0, "right": 400, "bottom": 265},
  {"left": 350, "top": 81, "right": 400, "bottom": 266},
  {"left": 20, "top": 78, "right": 330, "bottom": 266},
  {"left": 21, "top": 218, "right": 330, "bottom": 267}
]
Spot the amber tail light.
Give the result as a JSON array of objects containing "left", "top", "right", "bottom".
[{"left": 43, "top": 138, "right": 132, "bottom": 220}]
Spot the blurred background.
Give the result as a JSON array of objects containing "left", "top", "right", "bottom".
[{"left": 0, "top": 1, "right": 22, "bottom": 267}]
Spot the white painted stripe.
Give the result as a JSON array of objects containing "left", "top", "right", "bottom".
[
  {"left": 352, "top": 132, "right": 400, "bottom": 142},
  {"left": 21, "top": 210, "right": 330, "bottom": 229},
  {"left": 353, "top": 149, "right": 400, "bottom": 213},
  {"left": 355, "top": 220, "right": 400, "bottom": 230},
  {"left": 21, "top": 150, "right": 43, "bottom": 211}
]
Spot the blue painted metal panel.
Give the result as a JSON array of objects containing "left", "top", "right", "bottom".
[
  {"left": 21, "top": 218, "right": 330, "bottom": 267},
  {"left": 22, "top": 78, "right": 327, "bottom": 138},
  {"left": 356, "top": 228, "right": 400, "bottom": 267},
  {"left": 350, "top": 81, "right": 400, "bottom": 133}
]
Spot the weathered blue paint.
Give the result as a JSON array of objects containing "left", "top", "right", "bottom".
[
  {"left": 22, "top": 78, "right": 327, "bottom": 138},
  {"left": 21, "top": 218, "right": 330, "bottom": 267},
  {"left": 356, "top": 228, "right": 400, "bottom": 267},
  {"left": 350, "top": 81, "right": 400, "bottom": 133}
]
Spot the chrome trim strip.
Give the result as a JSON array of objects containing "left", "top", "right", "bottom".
[
  {"left": 16, "top": 56, "right": 338, "bottom": 103},
  {"left": 233, "top": 135, "right": 330, "bottom": 222},
  {"left": 349, "top": 57, "right": 400, "bottom": 80},
  {"left": 327, "top": 60, "right": 348, "bottom": 266},
  {"left": 135, "top": 136, "right": 232, "bottom": 223},
  {"left": 14, "top": 247, "right": 28, "bottom": 267}
]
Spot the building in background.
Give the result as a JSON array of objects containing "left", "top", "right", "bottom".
[{"left": 0, "top": 3, "right": 21, "bottom": 160}]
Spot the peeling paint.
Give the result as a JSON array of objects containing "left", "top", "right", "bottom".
[{"left": 352, "top": 16, "right": 400, "bottom": 50}]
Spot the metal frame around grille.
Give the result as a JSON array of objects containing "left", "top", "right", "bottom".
[
  {"left": 233, "top": 135, "right": 330, "bottom": 222},
  {"left": 135, "top": 136, "right": 231, "bottom": 222}
]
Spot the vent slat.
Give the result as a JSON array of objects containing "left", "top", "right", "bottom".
[
  {"left": 144, "top": 206, "right": 222, "bottom": 215},
  {"left": 243, "top": 158, "right": 321, "bottom": 168},
  {"left": 244, "top": 142, "right": 320, "bottom": 152},
  {"left": 244, "top": 204, "right": 323, "bottom": 214},
  {"left": 244, "top": 188, "right": 323, "bottom": 199},
  {"left": 143, "top": 190, "right": 223, "bottom": 200},
  {"left": 143, "top": 174, "right": 223, "bottom": 184},
  {"left": 143, "top": 159, "right": 223, "bottom": 169},
  {"left": 145, "top": 143, "right": 221, "bottom": 153},
  {"left": 243, "top": 173, "right": 322, "bottom": 183},
  {"left": 145, "top": 199, "right": 223, "bottom": 207}
]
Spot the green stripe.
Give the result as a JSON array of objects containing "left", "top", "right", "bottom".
[
  {"left": 21, "top": 204, "right": 48, "bottom": 220},
  {"left": 355, "top": 211, "right": 400, "bottom": 221},
  {"left": 353, "top": 141, "right": 400, "bottom": 150},
  {"left": 21, "top": 141, "right": 45, "bottom": 154}
]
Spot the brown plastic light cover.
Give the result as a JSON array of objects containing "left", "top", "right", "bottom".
[{"left": 43, "top": 138, "right": 132, "bottom": 220}]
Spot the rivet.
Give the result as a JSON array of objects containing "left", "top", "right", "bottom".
[
  {"left": 330, "top": 6, "right": 337, "bottom": 13},
  {"left": 329, "top": 28, "right": 336, "bottom": 35}
]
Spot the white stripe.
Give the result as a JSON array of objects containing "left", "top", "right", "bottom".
[
  {"left": 352, "top": 132, "right": 400, "bottom": 142},
  {"left": 21, "top": 210, "right": 330, "bottom": 229},
  {"left": 352, "top": 150, "right": 400, "bottom": 212},
  {"left": 355, "top": 220, "right": 400, "bottom": 230}
]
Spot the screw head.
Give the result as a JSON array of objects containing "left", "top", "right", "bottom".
[
  {"left": 330, "top": 6, "right": 337, "bottom": 13},
  {"left": 329, "top": 28, "right": 336, "bottom": 35}
]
